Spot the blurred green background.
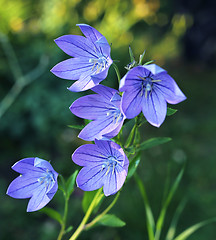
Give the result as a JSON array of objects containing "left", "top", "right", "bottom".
[{"left": 1, "top": 0, "right": 216, "bottom": 239}]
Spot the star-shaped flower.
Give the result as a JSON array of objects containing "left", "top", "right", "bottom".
[
  {"left": 70, "top": 85, "right": 125, "bottom": 141},
  {"left": 72, "top": 140, "right": 129, "bottom": 196},
  {"left": 7, "top": 157, "right": 58, "bottom": 212},
  {"left": 51, "top": 24, "right": 113, "bottom": 92},
  {"left": 119, "top": 64, "right": 186, "bottom": 127}
]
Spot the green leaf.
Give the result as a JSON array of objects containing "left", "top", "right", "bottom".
[
  {"left": 167, "top": 107, "right": 178, "bottom": 116},
  {"left": 134, "top": 173, "right": 155, "bottom": 240},
  {"left": 155, "top": 167, "right": 185, "bottom": 240},
  {"left": 129, "top": 45, "right": 136, "bottom": 63},
  {"left": 66, "top": 170, "right": 78, "bottom": 199},
  {"left": 143, "top": 60, "right": 155, "bottom": 65},
  {"left": 137, "top": 137, "right": 172, "bottom": 151},
  {"left": 64, "top": 225, "right": 73, "bottom": 234},
  {"left": 138, "top": 50, "right": 146, "bottom": 65},
  {"left": 127, "top": 154, "right": 140, "bottom": 179},
  {"left": 82, "top": 190, "right": 104, "bottom": 213},
  {"left": 174, "top": 217, "right": 216, "bottom": 240},
  {"left": 97, "top": 214, "right": 126, "bottom": 227},
  {"left": 67, "top": 125, "right": 84, "bottom": 130},
  {"left": 40, "top": 207, "right": 63, "bottom": 225},
  {"left": 166, "top": 199, "right": 187, "bottom": 240}
]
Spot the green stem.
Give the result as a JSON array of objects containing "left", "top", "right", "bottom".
[
  {"left": 85, "top": 192, "right": 120, "bottom": 230},
  {"left": 69, "top": 188, "right": 103, "bottom": 240},
  {"left": 57, "top": 196, "right": 69, "bottom": 240},
  {"left": 112, "top": 62, "right": 121, "bottom": 83}
]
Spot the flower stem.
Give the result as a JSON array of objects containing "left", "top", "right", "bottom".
[
  {"left": 57, "top": 195, "right": 69, "bottom": 240},
  {"left": 85, "top": 192, "right": 120, "bottom": 230},
  {"left": 112, "top": 62, "right": 121, "bottom": 83},
  {"left": 69, "top": 188, "right": 103, "bottom": 240}
]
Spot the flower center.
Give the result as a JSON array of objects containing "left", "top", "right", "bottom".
[
  {"left": 38, "top": 169, "right": 55, "bottom": 191},
  {"left": 106, "top": 108, "right": 123, "bottom": 124},
  {"left": 138, "top": 76, "right": 161, "bottom": 98},
  {"left": 102, "top": 156, "right": 120, "bottom": 175},
  {"left": 89, "top": 55, "right": 108, "bottom": 73}
]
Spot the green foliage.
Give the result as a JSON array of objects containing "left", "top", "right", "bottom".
[
  {"left": 127, "top": 153, "right": 140, "bottom": 179},
  {"left": 136, "top": 137, "right": 172, "bottom": 151},
  {"left": 82, "top": 190, "right": 104, "bottom": 213},
  {"left": 167, "top": 107, "right": 178, "bottom": 116},
  {"left": 68, "top": 125, "right": 85, "bottom": 130},
  {"left": 173, "top": 218, "right": 216, "bottom": 240},
  {"left": 66, "top": 170, "right": 78, "bottom": 200},
  {"left": 96, "top": 214, "right": 126, "bottom": 227},
  {"left": 40, "top": 207, "right": 63, "bottom": 225}
]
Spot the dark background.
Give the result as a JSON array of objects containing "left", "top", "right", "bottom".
[{"left": 1, "top": 0, "right": 216, "bottom": 239}]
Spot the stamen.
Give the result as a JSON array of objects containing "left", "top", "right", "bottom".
[{"left": 151, "top": 79, "right": 161, "bottom": 83}]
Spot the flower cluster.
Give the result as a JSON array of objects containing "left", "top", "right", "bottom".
[
  {"left": 51, "top": 24, "right": 186, "bottom": 195},
  {"left": 7, "top": 24, "right": 186, "bottom": 211}
]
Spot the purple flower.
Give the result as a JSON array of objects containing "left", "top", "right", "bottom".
[
  {"left": 6, "top": 157, "right": 58, "bottom": 212},
  {"left": 72, "top": 140, "right": 129, "bottom": 196},
  {"left": 70, "top": 85, "right": 125, "bottom": 141},
  {"left": 51, "top": 24, "right": 113, "bottom": 92},
  {"left": 119, "top": 64, "right": 186, "bottom": 127}
]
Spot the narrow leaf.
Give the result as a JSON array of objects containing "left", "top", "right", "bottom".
[
  {"left": 135, "top": 173, "right": 155, "bottom": 240},
  {"left": 68, "top": 125, "right": 84, "bottom": 130},
  {"left": 155, "top": 167, "right": 185, "bottom": 240},
  {"left": 127, "top": 154, "right": 140, "bottom": 179},
  {"left": 138, "top": 50, "right": 146, "bottom": 65},
  {"left": 66, "top": 170, "right": 78, "bottom": 199},
  {"left": 40, "top": 207, "right": 63, "bottom": 225},
  {"left": 166, "top": 199, "right": 187, "bottom": 240},
  {"left": 64, "top": 225, "right": 73, "bottom": 234},
  {"left": 129, "top": 45, "right": 136, "bottom": 63},
  {"left": 97, "top": 214, "right": 126, "bottom": 227},
  {"left": 167, "top": 107, "right": 178, "bottom": 116},
  {"left": 137, "top": 137, "right": 172, "bottom": 151},
  {"left": 174, "top": 217, "right": 216, "bottom": 240}
]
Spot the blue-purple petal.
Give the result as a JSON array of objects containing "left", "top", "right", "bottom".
[
  {"left": 7, "top": 176, "right": 41, "bottom": 199},
  {"left": 72, "top": 144, "right": 107, "bottom": 167},
  {"left": 78, "top": 115, "right": 118, "bottom": 141},
  {"left": 91, "top": 85, "right": 118, "bottom": 101},
  {"left": 143, "top": 64, "right": 167, "bottom": 75},
  {"left": 76, "top": 165, "right": 106, "bottom": 192},
  {"left": 121, "top": 87, "right": 143, "bottom": 119},
  {"left": 153, "top": 72, "right": 187, "bottom": 104},
  {"left": 67, "top": 70, "right": 95, "bottom": 92},
  {"left": 70, "top": 94, "right": 113, "bottom": 120},
  {"left": 77, "top": 24, "right": 103, "bottom": 43},
  {"left": 51, "top": 58, "right": 92, "bottom": 80},
  {"left": 55, "top": 35, "right": 97, "bottom": 58},
  {"left": 12, "top": 158, "right": 44, "bottom": 175},
  {"left": 27, "top": 186, "right": 48, "bottom": 212},
  {"left": 142, "top": 89, "right": 167, "bottom": 127}
]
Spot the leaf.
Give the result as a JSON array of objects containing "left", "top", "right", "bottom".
[
  {"left": 129, "top": 45, "right": 136, "bottom": 63},
  {"left": 137, "top": 137, "right": 172, "bottom": 151},
  {"left": 97, "top": 214, "right": 126, "bottom": 227},
  {"left": 127, "top": 154, "right": 140, "bottom": 179},
  {"left": 167, "top": 107, "right": 178, "bottom": 116},
  {"left": 134, "top": 173, "right": 155, "bottom": 240},
  {"left": 154, "top": 167, "right": 185, "bottom": 240},
  {"left": 66, "top": 170, "right": 78, "bottom": 199},
  {"left": 68, "top": 125, "right": 84, "bottom": 130},
  {"left": 40, "top": 207, "right": 63, "bottom": 225},
  {"left": 64, "top": 225, "right": 73, "bottom": 234},
  {"left": 174, "top": 217, "right": 216, "bottom": 240},
  {"left": 82, "top": 190, "right": 104, "bottom": 213},
  {"left": 165, "top": 199, "right": 187, "bottom": 240}
]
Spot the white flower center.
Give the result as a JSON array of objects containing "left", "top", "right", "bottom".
[
  {"left": 89, "top": 55, "right": 108, "bottom": 73},
  {"left": 38, "top": 169, "right": 55, "bottom": 191}
]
